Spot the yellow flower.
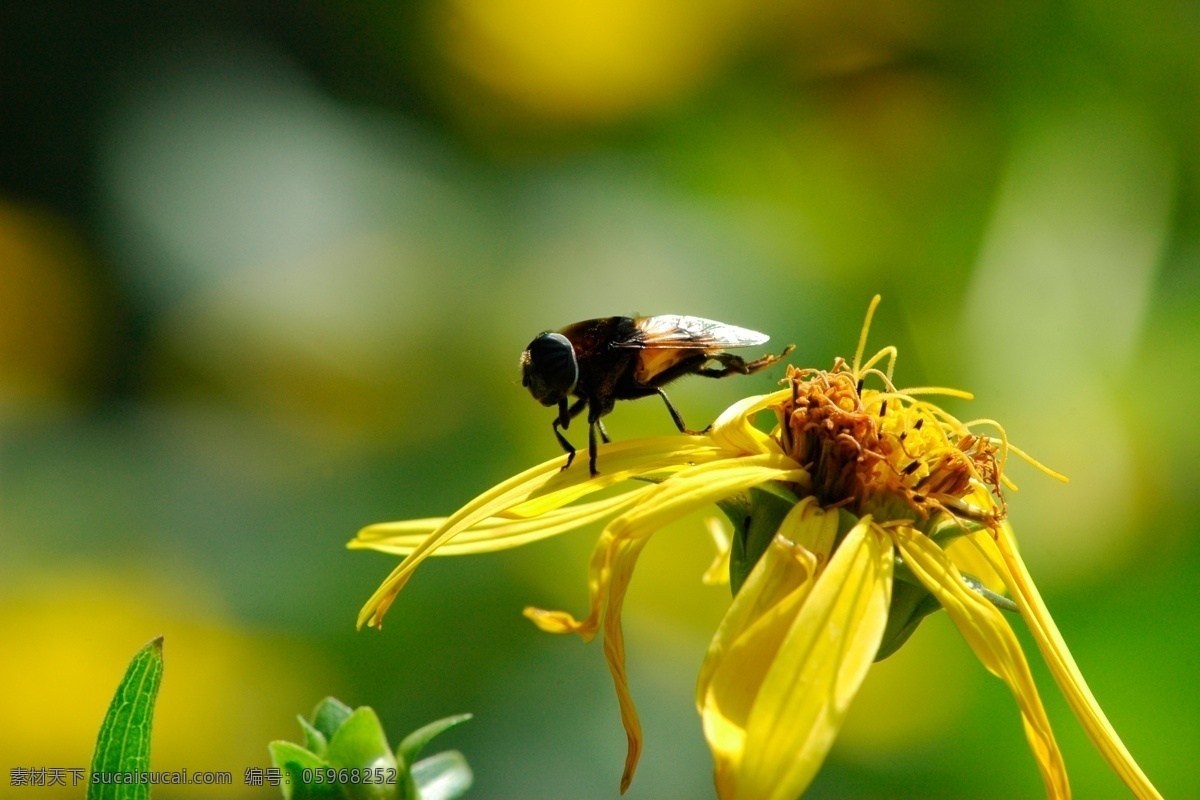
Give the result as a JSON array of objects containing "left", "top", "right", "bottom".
[{"left": 352, "top": 296, "right": 1161, "bottom": 799}]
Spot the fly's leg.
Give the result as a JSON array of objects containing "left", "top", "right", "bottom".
[
  {"left": 553, "top": 422, "right": 576, "bottom": 470},
  {"left": 658, "top": 345, "right": 794, "bottom": 435},
  {"left": 695, "top": 345, "right": 795, "bottom": 378},
  {"left": 589, "top": 421, "right": 600, "bottom": 477},
  {"left": 596, "top": 418, "right": 611, "bottom": 444},
  {"left": 586, "top": 402, "right": 611, "bottom": 477},
  {"left": 656, "top": 388, "right": 709, "bottom": 436},
  {"left": 554, "top": 397, "right": 588, "bottom": 471}
]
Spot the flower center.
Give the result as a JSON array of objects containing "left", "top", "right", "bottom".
[{"left": 773, "top": 361, "right": 1006, "bottom": 527}]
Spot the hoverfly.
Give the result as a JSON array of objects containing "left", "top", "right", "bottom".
[{"left": 520, "top": 315, "right": 793, "bottom": 476}]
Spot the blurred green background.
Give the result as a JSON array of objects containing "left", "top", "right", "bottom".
[{"left": 2, "top": 1, "right": 1197, "bottom": 797}]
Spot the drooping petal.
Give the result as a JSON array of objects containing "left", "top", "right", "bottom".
[
  {"left": 524, "top": 453, "right": 810, "bottom": 792},
  {"left": 891, "top": 528, "right": 1070, "bottom": 800},
  {"left": 970, "top": 531, "right": 1162, "bottom": 799},
  {"left": 349, "top": 488, "right": 652, "bottom": 556},
  {"left": 730, "top": 520, "right": 892, "bottom": 800},
  {"left": 601, "top": 535, "right": 650, "bottom": 795},
  {"left": 357, "top": 436, "right": 723, "bottom": 628}
]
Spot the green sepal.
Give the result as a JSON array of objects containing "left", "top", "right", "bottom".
[
  {"left": 325, "top": 708, "right": 399, "bottom": 800},
  {"left": 715, "top": 489, "right": 751, "bottom": 592},
  {"left": 411, "top": 751, "right": 474, "bottom": 800},
  {"left": 267, "top": 741, "right": 340, "bottom": 800},
  {"left": 875, "top": 580, "right": 942, "bottom": 661},
  {"left": 88, "top": 636, "right": 164, "bottom": 800},
  {"left": 715, "top": 491, "right": 750, "bottom": 539},
  {"left": 835, "top": 508, "right": 862, "bottom": 542},
  {"left": 312, "top": 697, "right": 355, "bottom": 741},
  {"left": 877, "top": 561, "right": 1019, "bottom": 660},
  {"left": 298, "top": 716, "right": 329, "bottom": 758},
  {"left": 927, "top": 515, "right": 990, "bottom": 544},
  {"left": 723, "top": 481, "right": 799, "bottom": 595},
  {"left": 397, "top": 714, "right": 472, "bottom": 766}
]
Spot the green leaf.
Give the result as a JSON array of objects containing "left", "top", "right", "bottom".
[
  {"left": 326, "top": 708, "right": 400, "bottom": 800},
  {"left": 268, "top": 741, "right": 340, "bottom": 800},
  {"left": 298, "top": 716, "right": 329, "bottom": 758},
  {"left": 411, "top": 751, "right": 473, "bottom": 800},
  {"left": 87, "top": 636, "right": 164, "bottom": 800},
  {"left": 326, "top": 708, "right": 396, "bottom": 769},
  {"left": 396, "top": 714, "right": 472, "bottom": 766},
  {"left": 312, "top": 697, "right": 355, "bottom": 741}
]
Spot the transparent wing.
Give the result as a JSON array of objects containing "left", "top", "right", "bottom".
[{"left": 611, "top": 315, "right": 771, "bottom": 350}]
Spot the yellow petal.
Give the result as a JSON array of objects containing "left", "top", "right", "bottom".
[
  {"left": 503, "top": 437, "right": 723, "bottom": 517},
  {"left": 776, "top": 494, "right": 840, "bottom": 561},
  {"left": 945, "top": 530, "right": 1008, "bottom": 594},
  {"left": 606, "top": 455, "right": 808, "bottom": 545},
  {"left": 891, "top": 529, "right": 1070, "bottom": 800},
  {"left": 602, "top": 457, "right": 809, "bottom": 790},
  {"left": 699, "top": 534, "right": 821, "bottom": 795},
  {"left": 702, "top": 517, "right": 732, "bottom": 586},
  {"left": 731, "top": 521, "right": 893, "bottom": 800},
  {"left": 526, "top": 453, "right": 809, "bottom": 793},
  {"left": 602, "top": 535, "right": 650, "bottom": 794},
  {"left": 349, "top": 488, "right": 651, "bottom": 555},
  {"left": 971, "top": 531, "right": 1162, "bottom": 799},
  {"left": 521, "top": 605, "right": 583, "bottom": 634},
  {"left": 696, "top": 496, "right": 837, "bottom": 725},
  {"left": 709, "top": 389, "right": 791, "bottom": 455},
  {"left": 356, "top": 436, "right": 721, "bottom": 628},
  {"left": 531, "top": 454, "right": 809, "bottom": 641},
  {"left": 939, "top": 486, "right": 1009, "bottom": 594}
]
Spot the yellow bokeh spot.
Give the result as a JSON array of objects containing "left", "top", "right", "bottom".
[
  {"left": 0, "top": 568, "right": 333, "bottom": 797},
  {"left": 439, "top": 0, "right": 756, "bottom": 122}
]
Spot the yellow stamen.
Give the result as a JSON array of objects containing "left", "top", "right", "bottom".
[
  {"left": 858, "top": 345, "right": 898, "bottom": 382},
  {"left": 852, "top": 294, "right": 883, "bottom": 375}
]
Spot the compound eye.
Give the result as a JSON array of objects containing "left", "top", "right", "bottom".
[{"left": 526, "top": 332, "right": 578, "bottom": 402}]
